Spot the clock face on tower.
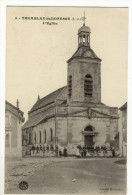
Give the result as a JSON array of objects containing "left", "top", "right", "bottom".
[{"left": 84, "top": 50, "right": 91, "bottom": 57}]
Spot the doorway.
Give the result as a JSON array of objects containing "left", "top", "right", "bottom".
[
  {"left": 84, "top": 125, "right": 94, "bottom": 147},
  {"left": 84, "top": 135, "right": 93, "bottom": 147}
]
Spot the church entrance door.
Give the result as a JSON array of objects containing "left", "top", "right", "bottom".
[
  {"left": 84, "top": 135, "right": 93, "bottom": 147},
  {"left": 83, "top": 125, "right": 94, "bottom": 148}
]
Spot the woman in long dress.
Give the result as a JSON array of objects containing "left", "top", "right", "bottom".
[{"left": 76, "top": 147, "right": 81, "bottom": 158}]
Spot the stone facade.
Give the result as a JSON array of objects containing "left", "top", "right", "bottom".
[
  {"left": 119, "top": 102, "right": 127, "bottom": 157},
  {"left": 23, "top": 23, "right": 119, "bottom": 155},
  {"left": 5, "top": 101, "right": 25, "bottom": 157}
]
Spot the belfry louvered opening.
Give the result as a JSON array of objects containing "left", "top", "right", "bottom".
[
  {"left": 68, "top": 75, "right": 72, "bottom": 98},
  {"left": 84, "top": 74, "right": 93, "bottom": 97}
]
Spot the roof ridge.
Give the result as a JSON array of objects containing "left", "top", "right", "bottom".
[
  {"left": 29, "top": 86, "right": 66, "bottom": 113},
  {"left": 6, "top": 100, "right": 24, "bottom": 114},
  {"left": 39, "top": 86, "right": 65, "bottom": 102}
]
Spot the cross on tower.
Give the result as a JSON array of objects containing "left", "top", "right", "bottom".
[{"left": 82, "top": 11, "right": 86, "bottom": 26}]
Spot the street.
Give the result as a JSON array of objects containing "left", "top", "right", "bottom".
[{"left": 5, "top": 157, "right": 126, "bottom": 194}]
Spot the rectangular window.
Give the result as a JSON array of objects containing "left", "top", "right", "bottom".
[
  {"left": 5, "top": 116, "right": 9, "bottom": 126},
  {"left": 5, "top": 134, "right": 10, "bottom": 147}
]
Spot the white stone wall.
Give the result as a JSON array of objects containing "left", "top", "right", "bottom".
[
  {"left": 119, "top": 109, "right": 127, "bottom": 157},
  {"left": 5, "top": 112, "right": 23, "bottom": 157},
  {"left": 5, "top": 147, "right": 22, "bottom": 157}
]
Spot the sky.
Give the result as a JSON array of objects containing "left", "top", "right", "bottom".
[{"left": 6, "top": 7, "right": 128, "bottom": 120}]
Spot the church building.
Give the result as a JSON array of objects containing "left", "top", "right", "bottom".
[{"left": 23, "top": 22, "right": 119, "bottom": 155}]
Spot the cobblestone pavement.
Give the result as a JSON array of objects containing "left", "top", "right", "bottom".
[
  {"left": 5, "top": 157, "right": 126, "bottom": 194},
  {"left": 5, "top": 156, "right": 78, "bottom": 193},
  {"left": 5, "top": 156, "right": 59, "bottom": 193}
]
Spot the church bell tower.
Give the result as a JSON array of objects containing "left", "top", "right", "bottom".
[{"left": 67, "top": 18, "right": 102, "bottom": 104}]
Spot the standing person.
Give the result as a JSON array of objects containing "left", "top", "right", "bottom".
[
  {"left": 46, "top": 145, "right": 49, "bottom": 151},
  {"left": 111, "top": 146, "right": 115, "bottom": 157},
  {"left": 40, "top": 145, "right": 43, "bottom": 156},
  {"left": 95, "top": 145, "right": 100, "bottom": 156},
  {"left": 83, "top": 147, "right": 87, "bottom": 157},
  {"left": 104, "top": 145, "right": 107, "bottom": 156},
  {"left": 81, "top": 147, "right": 84, "bottom": 157},
  {"left": 31, "top": 145, "right": 35, "bottom": 155},
  {"left": 36, "top": 146, "right": 39, "bottom": 154},
  {"left": 63, "top": 147, "right": 68, "bottom": 157},
  {"left": 40, "top": 145, "right": 42, "bottom": 151},
  {"left": 50, "top": 144, "right": 54, "bottom": 151},
  {"left": 55, "top": 145, "right": 58, "bottom": 157},
  {"left": 46, "top": 145, "right": 49, "bottom": 157},
  {"left": 59, "top": 149, "right": 62, "bottom": 157},
  {"left": 76, "top": 146, "right": 81, "bottom": 158},
  {"left": 43, "top": 145, "right": 45, "bottom": 156}
]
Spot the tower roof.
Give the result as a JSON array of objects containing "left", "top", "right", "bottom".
[
  {"left": 78, "top": 24, "right": 91, "bottom": 34},
  {"left": 67, "top": 46, "right": 101, "bottom": 63}
]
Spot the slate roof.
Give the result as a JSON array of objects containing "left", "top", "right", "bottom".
[
  {"left": 119, "top": 102, "right": 127, "bottom": 110},
  {"left": 67, "top": 46, "right": 101, "bottom": 63},
  {"left": 22, "top": 113, "right": 47, "bottom": 129},
  {"left": 78, "top": 25, "right": 91, "bottom": 34},
  {"left": 6, "top": 100, "right": 25, "bottom": 122},
  {"left": 23, "top": 86, "right": 66, "bottom": 129},
  {"left": 29, "top": 86, "right": 65, "bottom": 113}
]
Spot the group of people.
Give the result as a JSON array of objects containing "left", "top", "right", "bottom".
[
  {"left": 95, "top": 145, "right": 115, "bottom": 157},
  {"left": 76, "top": 145, "right": 87, "bottom": 158},
  {"left": 30, "top": 144, "right": 116, "bottom": 157},
  {"left": 75, "top": 145, "right": 116, "bottom": 157},
  {"left": 30, "top": 144, "right": 68, "bottom": 157},
  {"left": 58, "top": 147, "right": 68, "bottom": 157},
  {"left": 31, "top": 144, "right": 54, "bottom": 153}
]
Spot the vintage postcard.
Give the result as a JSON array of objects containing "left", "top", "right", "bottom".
[{"left": 3, "top": 5, "right": 129, "bottom": 195}]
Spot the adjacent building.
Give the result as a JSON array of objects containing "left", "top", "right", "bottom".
[
  {"left": 23, "top": 22, "right": 119, "bottom": 155},
  {"left": 119, "top": 102, "right": 127, "bottom": 157},
  {"left": 5, "top": 100, "right": 25, "bottom": 157}
]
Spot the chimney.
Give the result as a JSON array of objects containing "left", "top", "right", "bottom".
[
  {"left": 38, "top": 95, "right": 40, "bottom": 101},
  {"left": 16, "top": 99, "right": 19, "bottom": 109}
]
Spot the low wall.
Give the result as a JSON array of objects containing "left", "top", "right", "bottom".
[{"left": 5, "top": 147, "right": 22, "bottom": 157}]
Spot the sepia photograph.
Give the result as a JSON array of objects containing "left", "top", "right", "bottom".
[{"left": 4, "top": 6, "right": 128, "bottom": 195}]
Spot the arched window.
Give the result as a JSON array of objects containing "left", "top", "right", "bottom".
[
  {"left": 50, "top": 128, "right": 53, "bottom": 141},
  {"left": 44, "top": 130, "right": 46, "bottom": 143},
  {"left": 86, "top": 36, "right": 88, "bottom": 43},
  {"left": 84, "top": 74, "right": 93, "bottom": 98},
  {"left": 34, "top": 132, "right": 36, "bottom": 144},
  {"left": 39, "top": 131, "right": 41, "bottom": 143},
  {"left": 83, "top": 34, "right": 85, "bottom": 43},
  {"left": 29, "top": 130, "right": 32, "bottom": 145},
  {"left": 68, "top": 75, "right": 72, "bottom": 98},
  {"left": 79, "top": 35, "right": 82, "bottom": 43},
  {"left": 84, "top": 125, "right": 93, "bottom": 131}
]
